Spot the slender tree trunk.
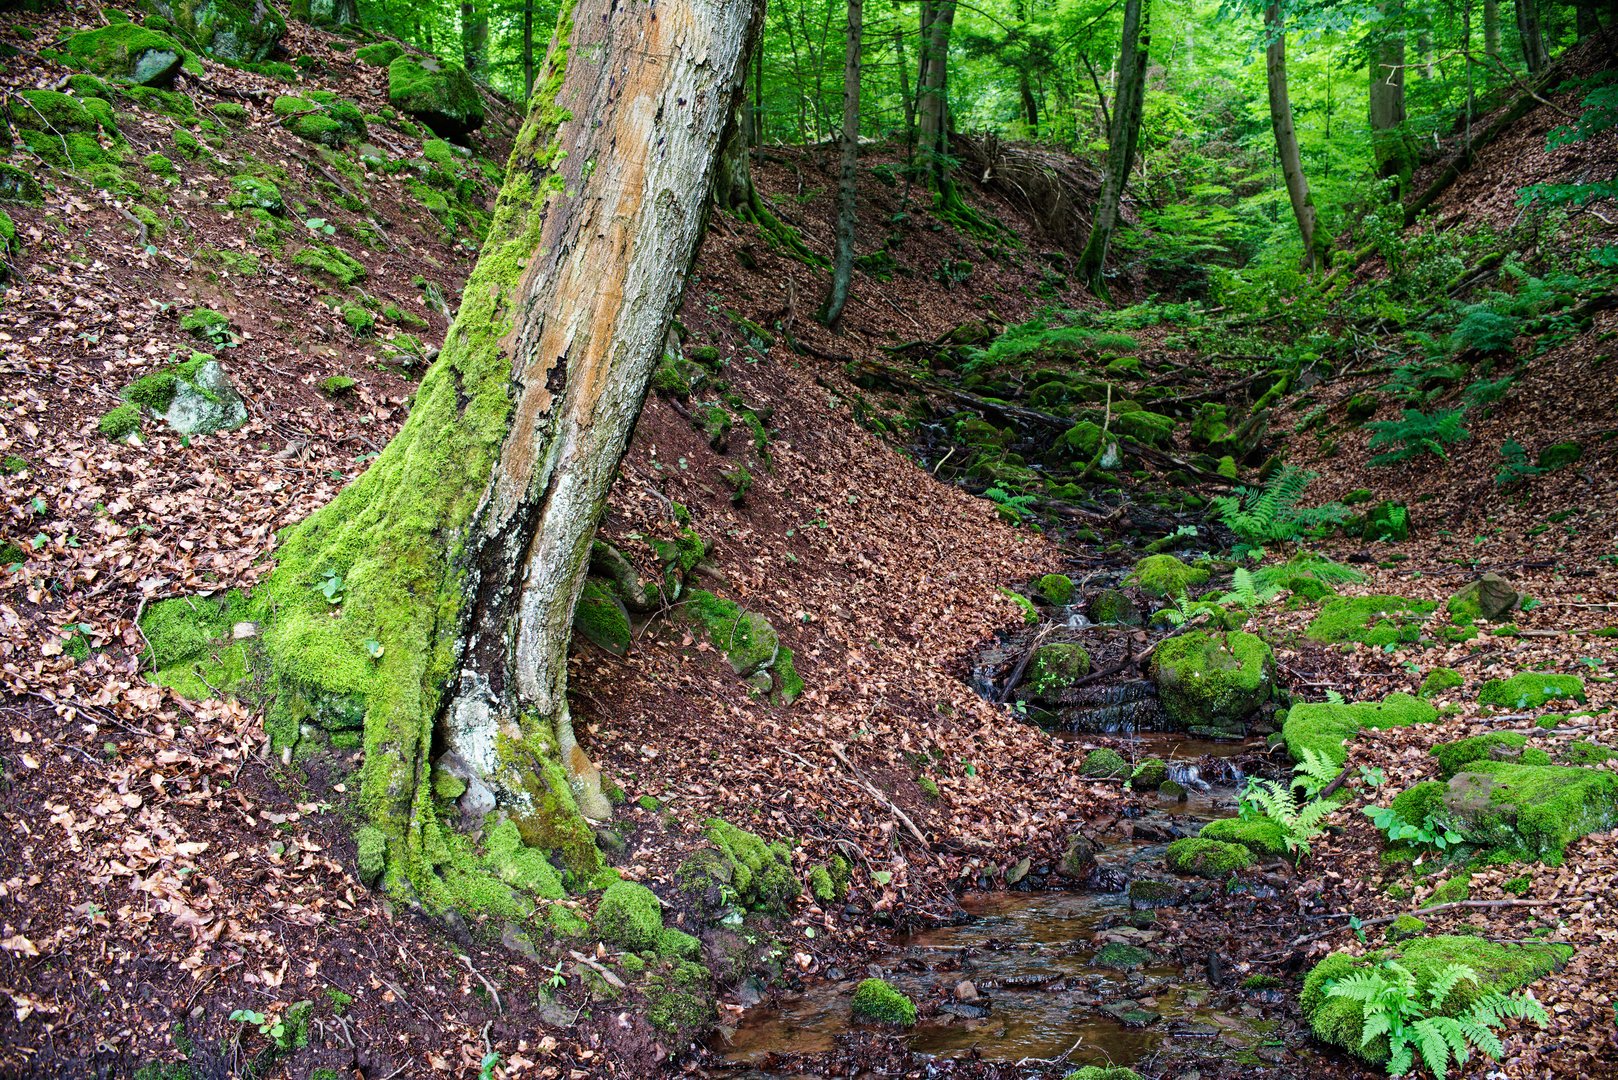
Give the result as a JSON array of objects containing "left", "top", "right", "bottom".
[
  {"left": 1484, "top": 0, "right": 1500, "bottom": 55},
  {"left": 1369, "top": 0, "right": 1413, "bottom": 199},
  {"left": 1264, "top": 1, "right": 1324, "bottom": 270},
  {"left": 895, "top": 27, "right": 915, "bottom": 149},
  {"left": 461, "top": 0, "right": 489, "bottom": 79},
  {"left": 1019, "top": 74, "right": 1040, "bottom": 135},
  {"left": 821, "top": 0, "right": 862, "bottom": 329},
  {"left": 1573, "top": 0, "right": 1598, "bottom": 35},
  {"left": 917, "top": 0, "right": 955, "bottom": 177},
  {"left": 1516, "top": 0, "right": 1548, "bottom": 72},
  {"left": 753, "top": 36, "right": 765, "bottom": 146},
  {"left": 260, "top": 0, "right": 762, "bottom": 903},
  {"left": 1076, "top": 0, "right": 1149, "bottom": 295},
  {"left": 522, "top": 0, "right": 536, "bottom": 100}
]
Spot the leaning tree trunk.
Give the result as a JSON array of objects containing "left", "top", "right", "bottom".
[
  {"left": 1076, "top": 0, "right": 1149, "bottom": 296},
  {"left": 1265, "top": 1, "right": 1325, "bottom": 271},
  {"left": 820, "top": 0, "right": 862, "bottom": 329},
  {"left": 1369, "top": 0, "right": 1414, "bottom": 199},
  {"left": 259, "top": 0, "right": 761, "bottom": 905}
]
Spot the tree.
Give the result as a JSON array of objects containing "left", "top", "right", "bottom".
[
  {"left": 1484, "top": 0, "right": 1500, "bottom": 58},
  {"left": 234, "top": 0, "right": 762, "bottom": 905},
  {"left": 1076, "top": 0, "right": 1150, "bottom": 296},
  {"left": 1264, "top": 0, "right": 1326, "bottom": 270},
  {"left": 820, "top": 0, "right": 862, "bottom": 329},
  {"left": 461, "top": 0, "right": 489, "bottom": 78},
  {"left": 1368, "top": 0, "right": 1414, "bottom": 199},
  {"left": 1515, "top": 0, "right": 1548, "bottom": 72}
]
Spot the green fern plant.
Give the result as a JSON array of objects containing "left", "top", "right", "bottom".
[
  {"left": 1237, "top": 777, "right": 1336, "bottom": 858},
  {"left": 1494, "top": 439, "right": 1544, "bottom": 488},
  {"left": 1208, "top": 466, "right": 1351, "bottom": 558},
  {"left": 1365, "top": 408, "right": 1470, "bottom": 466},
  {"left": 1325, "top": 958, "right": 1548, "bottom": 1078},
  {"left": 1152, "top": 591, "right": 1209, "bottom": 628},
  {"left": 1216, "top": 551, "right": 1363, "bottom": 605},
  {"left": 1291, "top": 746, "right": 1342, "bottom": 798},
  {"left": 983, "top": 486, "right": 1039, "bottom": 525}
]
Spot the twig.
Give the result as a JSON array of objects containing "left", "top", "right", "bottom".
[
  {"left": 458, "top": 954, "right": 502, "bottom": 1014},
  {"left": 828, "top": 744, "right": 931, "bottom": 852}
]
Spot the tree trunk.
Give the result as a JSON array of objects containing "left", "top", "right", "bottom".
[
  {"left": 1516, "top": 0, "right": 1548, "bottom": 72},
  {"left": 1573, "top": 0, "right": 1598, "bottom": 36},
  {"left": 1019, "top": 74, "right": 1040, "bottom": 135},
  {"left": 260, "top": 0, "right": 761, "bottom": 905},
  {"left": 895, "top": 27, "right": 915, "bottom": 151},
  {"left": 1369, "top": 0, "right": 1413, "bottom": 199},
  {"left": 1076, "top": 0, "right": 1149, "bottom": 296},
  {"left": 753, "top": 35, "right": 765, "bottom": 146},
  {"left": 821, "top": 0, "right": 862, "bottom": 329},
  {"left": 1264, "top": 1, "right": 1324, "bottom": 270},
  {"left": 461, "top": 0, "right": 489, "bottom": 79},
  {"left": 1484, "top": 0, "right": 1500, "bottom": 56},
  {"left": 522, "top": 0, "right": 536, "bottom": 100},
  {"left": 917, "top": 0, "right": 955, "bottom": 174}
]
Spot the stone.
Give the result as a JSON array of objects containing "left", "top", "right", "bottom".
[
  {"left": 1446, "top": 572, "right": 1518, "bottom": 624},
  {"left": 1085, "top": 588, "right": 1142, "bottom": 626},
  {"left": 388, "top": 54, "right": 484, "bottom": 141},
  {"left": 65, "top": 24, "right": 186, "bottom": 87},
  {"left": 149, "top": 0, "right": 286, "bottom": 62},
  {"left": 160, "top": 358, "right": 247, "bottom": 435},
  {"left": 1148, "top": 630, "right": 1274, "bottom": 736}
]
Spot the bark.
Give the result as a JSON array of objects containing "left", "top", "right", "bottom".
[
  {"left": 1484, "top": 0, "right": 1500, "bottom": 56},
  {"left": 461, "top": 0, "right": 489, "bottom": 79},
  {"left": 1369, "top": 0, "right": 1414, "bottom": 198},
  {"left": 1264, "top": 1, "right": 1324, "bottom": 270},
  {"left": 522, "top": 0, "right": 536, "bottom": 100},
  {"left": 1019, "top": 74, "right": 1040, "bottom": 135},
  {"left": 895, "top": 27, "right": 915, "bottom": 150},
  {"left": 1516, "top": 0, "right": 1548, "bottom": 72},
  {"left": 1076, "top": 0, "right": 1149, "bottom": 295},
  {"left": 820, "top": 0, "right": 862, "bottom": 330},
  {"left": 917, "top": 0, "right": 955, "bottom": 172},
  {"left": 261, "top": 0, "right": 762, "bottom": 905},
  {"left": 1574, "top": 0, "right": 1598, "bottom": 36}
]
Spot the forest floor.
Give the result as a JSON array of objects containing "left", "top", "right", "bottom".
[{"left": 2, "top": 6, "right": 1616, "bottom": 1079}]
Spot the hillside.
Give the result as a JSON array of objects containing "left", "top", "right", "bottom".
[{"left": 3, "top": 6, "right": 1617, "bottom": 1080}]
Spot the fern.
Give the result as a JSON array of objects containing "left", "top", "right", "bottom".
[
  {"left": 1325, "top": 959, "right": 1548, "bottom": 1079},
  {"left": 1494, "top": 439, "right": 1544, "bottom": 488},
  {"left": 1238, "top": 777, "right": 1336, "bottom": 858},
  {"left": 1365, "top": 408, "right": 1470, "bottom": 466},
  {"left": 1291, "top": 746, "right": 1342, "bottom": 798},
  {"left": 1446, "top": 306, "right": 1521, "bottom": 355},
  {"left": 1224, "top": 550, "right": 1364, "bottom": 604},
  {"left": 1209, "top": 466, "right": 1351, "bottom": 551}
]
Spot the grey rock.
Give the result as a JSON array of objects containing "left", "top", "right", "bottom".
[{"left": 163, "top": 359, "right": 247, "bottom": 435}]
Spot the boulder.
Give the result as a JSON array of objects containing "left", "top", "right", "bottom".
[
  {"left": 388, "top": 54, "right": 485, "bottom": 141},
  {"left": 162, "top": 358, "right": 248, "bottom": 435},
  {"left": 1026, "top": 642, "right": 1091, "bottom": 698},
  {"left": 1149, "top": 630, "right": 1274, "bottom": 736},
  {"left": 1085, "top": 588, "right": 1142, "bottom": 626},
  {"left": 1445, "top": 572, "right": 1518, "bottom": 624},
  {"left": 290, "top": 0, "right": 359, "bottom": 26},
  {"left": 65, "top": 24, "right": 186, "bottom": 87},
  {"left": 150, "top": 0, "right": 285, "bottom": 62},
  {"left": 1442, "top": 760, "right": 1618, "bottom": 861}
]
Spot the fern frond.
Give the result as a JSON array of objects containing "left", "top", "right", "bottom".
[
  {"left": 1326, "top": 970, "right": 1399, "bottom": 1004},
  {"left": 1423, "top": 963, "right": 1479, "bottom": 1011},
  {"left": 1387, "top": 1041, "right": 1415, "bottom": 1077},
  {"left": 1457, "top": 1016, "right": 1504, "bottom": 1060},
  {"left": 1411, "top": 1019, "right": 1456, "bottom": 1079},
  {"left": 1359, "top": 1008, "right": 1393, "bottom": 1048}
]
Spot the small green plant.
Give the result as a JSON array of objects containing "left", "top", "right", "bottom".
[
  {"left": 1324, "top": 958, "right": 1548, "bottom": 1078},
  {"left": 1291, "top": 746, "right": 1342, "bottom": 799},
  {"left": 983, "top": 485, "right": 1039, "bottom": 525},
  {"left": 1494, "top": 439, "right": 1545, "bottom": 488},
  {"left": 1208, "top": 466, "right": 1349, "bottom": 559},
  {"left": 1152, "top": 591, "right": 1209, "bottom": 629},
  {"left": 1365, "top": 408, "right": 1470, "bottom": 466},
  {"left": 545, "top": 960, "right": 567, "bottom": 991},
  {"left": 318, "top": 568, "right": 344, "bottom": 604},
  {"left": 1238, "top": 777, "right": 1335, "bottom": 858},
  {"left": 1365, "top": 805, "right": 1465, "bottom": 853}
]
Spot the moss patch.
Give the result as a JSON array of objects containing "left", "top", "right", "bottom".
[
  {"left": 1306, "top": 594, "right": 1435, "bottom": 647},
  {"left": 1431, "top": 731, "right": 1548, "bottom": 777},
  {"left": 1126, "top": 554, "right": 1209, "bottom": 597},
  {"left": 1443, "top": 759, "right": 1618, "bottom": 862},
  {"left": 1419, "top": 666, "right": 1463, "bottom": 698},
  {"left": 572, "top": 578, "right": 630, "bottom": 655},
  {"left": 1165, "top": 837, "right": 1253, "bottom": 877},
  {"left": 704, "top": 818, "right": 798, "bottom": 913},
  {"left": 593, "top": 881, "right": 664, "bottom": 951},
  {"left": 1149, "top": 629, "right": 1274, "bottom": 736},
  {"left": 681, "top": 590, "right": 779, "bottom": 676},
  {"left": 1199, "top": 816, "right": 1288, "bottom": 858},
  {"left": 850, "top": 978, "right": 916, "bottom": 1026},
  {"left": 1027, "top": 642, "right": 1091, "bottom": 696},
  {"left": 1033, "top": 572, "right": 1074, "bottom": 605},
  {"left": 1477, "top": 672, "right": 1586, "bottom": 710},
  {"left": 1282, "top": 692, "right": 1437, "bottom": 769},
  {"left": 1080, "top": 747, "right": 1127, "bottom": 778}
]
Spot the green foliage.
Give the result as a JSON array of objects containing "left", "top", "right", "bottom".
[
  {"left": 1236, "top": 776, "right": 1335, "bottom": 858},
  {"left": 1324, "top": 958, "right": 1547, "bottom": 1078},
  {"left": 1208, "top": 466, "right": 1348, "bottom": 557},
  {"left": 1126, "top": 554, "right": 1209, "bottom": 597},
  {"left": 1365, "top": 409, "right": 1470, "bottom": 466},
  {"left": 1366, "top": 804, "right": 1466, "bottom": 854},
  {"left": 1494, "top": 439, "right": 1544, "bottom": 488},
  {"left": 965, "top": 309, "right": 1138, "bottom": 371},
  {"left": 851, "top": 978, "right": 917, "bottom": 1026}
]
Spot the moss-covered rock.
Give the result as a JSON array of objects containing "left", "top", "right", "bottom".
[
  {"left": 1079, "top": 747, "right": 1127, "bottom": 778},
  {"left": 850, "top": 978, "right": 916, "bottom": 1026},
  {"left": 1058, "top": 419, "right": 1103, "bottom": 459},
  {"left": 65, "top": 24, "right": 187, "bottom": 86},
  {"left": 1282, "top": 692, "right": 1437, "bottom": 768},
  {"left": 1126, "top": 554, "right": 1209, "bottom": 598},
  {"left": 388, "top": 54, "right": 484, "bottom": 140},
  {"left": 1563, "top": 740, "right": 1618, "bottom": 766},
  {"left": 1536, "top": 441, "right": 1581, "bottom": 470},
  {"left": 1445, "top": 573, "right": 1518, "bottom": 625},
  {"left": 356, "top": 41, "right": 404, "bottom": 67},
  {"left": 150, "top": 0, "right": 285, "bottom": 61},
  {"left": 681, "top": 590, "right": 779, "bottom": 676},
  {"left": 1443, "top": 760, "right": 1618, "bottom": 862},
  {"left": 1027, "top": 642, "right": 1091, "bottom": 697},
  {"left": 273, "top": 92, "right": 367, "bottom": 146},
  {"left": 99, "top": 402, "right": 143, "bottom": 442},
  {"left": 571, "top": 578, "right": 630, "bottom": 656},
  {"left": 293, "top": 243, "right": 366, "bottom": 285},
  {"left": 1306, "top": 594, "right": 1434, "bottom": 647},
  {"left": 1301, "top": 935, "right": 1570, "bottom": 1064},
  {"left": 1085, "top": 588, "right": 1141, "bottom": 626},
  {"left": 1430, "top": 731, "right": 1547, "bottom": 777},
  {"left": 1419, "top": 667, "right": 1463, "bottom": 698},
  {"left": 229, "top": 175, "right": 283, "bottom": 213},
  {"left": 1127, "top": 878, "right": 1177, "bottom": 909},
  {"left": 289, "top": 0, "right": 358, "bottom": 27},
  {"left": 139, "top": 588, "right": 254, "bottom": 698},
  {"left": 593, "top": 881, "right": 664, "bottom": 951},
  {"left": 1129, "top": 757, "right": 1168, "bottom": 790},
  {"left": 704, "top": 818, "right": 798, "bottom": 913},
  {"left": 1033, "top": 572, "right": 1074, "bottom": 605},
  {"left": 1063, "top": 1067, "right": 1141, "bottom": 1080},
  {"left": 1165, "top": 837, "right": 1253, "bottom": 877},
  {"left": 1094, "top": 941, "right": 1154, "bottom": 969},
  {"left": 1112, "top": 409, "right": 1174, "bottom": 447},
  {"left": 483, "top": 818, "right": 565, "bottom": 899},
  {"left": 120, "top": 353, "right": 248, "bottom": 436},
  {"left": 1385, "top": 914, "right": 1426, "bottom": 942},
  {"left": 1149, "top": 630, "right": 1274, "bottom": 736},
  {"left": 1477, "top": 672, "right": 1585, "bottom": 711},
  {"left": 1199, "top": 816, "right": 1287, "bottom": 858},
  {"left": 0, "top": 164, "right": 44, "bottom": 207},
  {"left": 644, "top": 958, "right": 717, "bottom": 1033}
]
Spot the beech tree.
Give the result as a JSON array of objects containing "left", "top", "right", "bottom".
[
  {"left": 820, "top": 0, "right": 863, "bottom": 329},
  {"left": 1264, "top": 0, "right": 1326, "bottom": 270},
  {"left": 207, "top": 0, "right": 763, "bottom": 904},
  {"left": 1076, "top": 0, "right": 1150, "bottom": 296}
]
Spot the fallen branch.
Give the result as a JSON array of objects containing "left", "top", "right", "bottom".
[{"left": 829, "top": 743, "right": 931, "bottom": 852}]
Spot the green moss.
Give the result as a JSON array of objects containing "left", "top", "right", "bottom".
[
  {"left": 1431, "top": 731, "right": 1531, "bottom": 777},
  {"left": 1095, "top": 941, "right": 1154, "bottom": 970},
  {"left": 644, "top": 959, "right": 716, "bottom": 1033},
  {"left": 1063, "top": 1068, "right": 1142, "bottom": 1080},
  {"left": 1149, "top": 629, "right": 1274, "bottom": 736},
  {"left": 1033, "top": 573, "right": 1074, "bottom": 605},
  {"left": 1478, "top": 672, "right": 1586, "bottom": 710},
  {"left": 1027, "top": 642, "right": 1091, "bottom": 696},
  {"left": 1301, "top": 935, "right": 1570, "bottom": 1063},
  {"left": 704, "top": 818, "right": 798, "bottom": 913},
  {"left": 1424, "top": 872, "right": 1471, "bottom": 907},
  {"left": 321, "top": 376, "right": 356, "bottom": 396},
  {"left": 547, "top": 903, "right": 590, "bottom": 939},
  {"left": 681, "top": 590, "right": 779, "bottom": 676},
  {"left": 1282, "top": 692, "right": 1438, "bottom": 769},
  {"left": 1199, "top": 816, "right": 1288, "bottom": 858},
  {"left": 1444, "top": 759, "right": 1618, "bottom": 861},
  {"left": 1126, "top": 554, "right": 1209, "bottom": 597},
  {"left": 139, "top": 590, "right": 255, "bottom": 699},
  {"left": 483, "top": 818, "right": 565, "bottom": 899},
  {"left": 1307, "top": 594, "right": 1435, "bottom": 647},
  {"left": 656, "top": 927, "right": 701, "bottom": 960},
  {"left": 355, "top": 41, "right": 403, "bottom": 67},
  {"left": 388, "top": 54, "right": 484, "bottom": 140},
  {"left": 1386, "top": 914, "right": 1427, "bottom": 942},
  {"left": 273, "top": 92, "right": 366, "bottom": 147},
  {"left": 1419, "top": 667, "right": 1463, "bottom": 698},
  {"left": 292, "top": 243, "right": 366, "bottom": 285},
  {"left": 1113, "top": 409, "right": 1174, "bottom": 447},
  {"left": 1080, "top": 748, "right": 1127, "bottom": 778},
  {"left": 593, "top": 881, "right": 664, "bottom": 950},
  {"left": 180, "top": 307, "right": 230, "bottom": 341},
  {"left": 1502, "top": 874, "right": 1532, "bottom": 896},
  {"left": 850, "top": 978, "right": 916, "bottom": 1026},
  {"left": 1165, "top": 837, "right": 1253, "bottom": 877},
  {"left": 1390, "top": 780, "right": 1448, "bottom": 827},
  {"left": 98, "top": 402, "right": 142, "bottom": 441},
  {"left": 572, "top": 578, "right": 630, "bottom": 656},
  {"left": 1129, "top": 757, "right": 1168, "bottom": 790},
  {"left": 1084, "top": 588, "right": 1139, "bottom": 625},
  {"left": 228, "top": 175, "right": 283, "bottom": 213},
  {"left": 1563, "top": 740, "right": 1618, "bottom": 765},
  {"left": 143, "top": 152, "right": 177, "bottom": 177},
  {"left": 999, "top": 587, "right": 1039, "bottom": 626}
]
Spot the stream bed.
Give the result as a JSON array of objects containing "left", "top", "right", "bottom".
[{"left": 714, "top": 736, "right": 1287, "bottom": 1075}]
